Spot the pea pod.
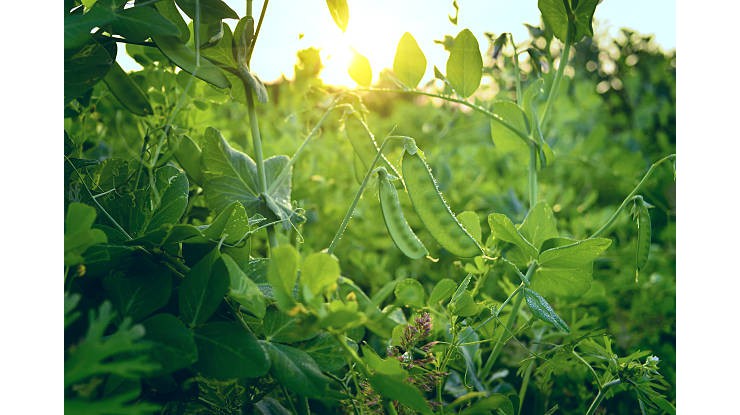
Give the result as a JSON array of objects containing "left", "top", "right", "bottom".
[
  {"left": 632, "top": 196, "right": 652, "bottom": 281},
  {"left": 102, "top": 61, "right": 153, "bottom": 116},
  {"left": 377, "top": 168, "right": 428, "bottom": 259},
  {"left": 401, "top": 139, "right": 482, "bottom": 258}
]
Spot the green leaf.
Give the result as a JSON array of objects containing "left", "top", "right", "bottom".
[
  {"left": 523, "top": 288, "right": 569, "bottom": 332},
  {"left": 168, "top": 134, "right": 203, "bottom": 185},
  {"left": 222, "top": 254, "right": 266, "bottom": 318},
  {"left": 262, "top": 307, "right": 318, "bottom": 343},
  {"left": 488, "top": 212, "right": 538, "bottom": 259},
  {"left": 152, "top": 34, "right": 230, "bottom": 89},
  {"left": 175, "top": 0, "right": 238, "bottom": 23},
  {"left": 201, "top": 128, "right": 295, "bottom": 226},
  {"left": 103, "top": 269, "right": 172, "bottom": 322},
  {"left": 262, "top": 342, "right": 332, "bottom": 398},
  {"left": 65, "top": 3, "right": 114, "bottom": 50},
  {"left": 111, "top": 5, "right": 180, "bottom": 42},
  {"left": 64, "top": 39, "right": 115, "bottom": 104},
  {"left": 142, "top": 165, "right": 189, "bottom": 233},
  {"left": 301, "top": 252, "right": 341, "bottom": 298},
  {"left": 154, "top": 0, "right": 190, "bottom": 42},
  {"left": 489, "top": 100, "right": 530, "bottom": 159},
  {"left": 459, "top": 394, "right": 515, "bottom": 415},
  {"left": 267, "top": 245, "right": 300, "bottom": 312},
  {"left": 325, "top": 0, "right": 349, "bottom": 32},
  {"left": 573, "top": 0, "right": 600, "bottom": 41},
  {"left": 429, "top": 278, "right": 457, "bottom": 305},
  {"left": 320, "top": 300, "right": 366, "bottom": 331},
  {"left": 538, "top": 0, "right": 569, "bottom": 42},
  {"left": 446, "top": 28, "right": 482, "bottom": 98},
  {"left": 457, "top": 211, "right": 482, "bottom": 243},
  {"left": 393, "top": 32, "right": 426, "bottom": 88},
  {"left": 142, "top": 313, "right": 198, "bottom": 374},
  {"left": 203, "top": 201, "right": 252, "bottom": 245},
  {"left": 102, "top": 61, "right": 153, "bottom": 116},
  {"left": 349, "top": 51, "right": 372, "bottom": 86},
  {"left": 449, "top": 291, "right": 480, "bottom": 317},
  {"left": 394, "top": 279, "right": 426, "bottom": 308},
  {"left": 362, "top": 346, "right": 432, "bottom": 414},
  {"left": 301, "top": 333, "right": 349, "bottom": 372},
  {"left": 65, "top": 202, "right": 108, "bottom": 267},
  {"left": 178, "top": 248, "right": 229, "bottom": 326},
  {"left": 533, "top": 238, "right": 612, "bottom": 297},
  {"left": 519, "top": 201, "right": 559, "bottom": 251},
  {"left": 193, "top": 322, "right": 269, "bottom": 379},
  {"left": 201, "top": 22, "right": 236, "bottom": 67},
  {"left": 631, "top": 197, "right": 652, "bottom": 281}
]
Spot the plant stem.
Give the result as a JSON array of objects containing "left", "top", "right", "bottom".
[
  {"left": 481, "top": 263, "right": 536, "bottom": 377},
  {"left": 529, "top": 143, "right": 538, "bottom": 208},
  {"left": 590, "top": 154, "right": 676, "bottom": 238},
  {"left": 539, "top": 25, "right": 572, "bottom": 130},
  {"left": 586, "top": 379, "right": 622, "bottom": 415},
  {"left": 327, "top": 136, "right": 402, "bottom": 255},
  {"left": 247, "top": 0, "right": 269, "bottom": 64},
  {"left": 246, "top": 88, "right": 277, "bottom": 250}
]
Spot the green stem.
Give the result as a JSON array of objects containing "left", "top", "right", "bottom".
[
  {"left": 539, "top": 25, "right": 572, "bottom": 130},
  {"left": 481, "top": 263, "right": 536, "bottom": 377},
  {"left": 246, "top": 88, "right": 278, "bottom": 250},
  {"left": 586, "top": 379, "right": 622, "bottom": 415},
  {"left": 358, "top": 88, "right": 536, "bottom": 147},
  {"left": 327, "top": 136, "right": 402, "bottom": 255},
  {"left": 590, "top": 154, "right": 676, "bottom": 238},
  {"left": 247, "top": 0, "right": 269, "bottom": 64},
  {"left": 508, "top": 33, "right": 522, "bottom": 105},
  {"left": 529, "top": 143, "right": 538, "bottom": 208}
]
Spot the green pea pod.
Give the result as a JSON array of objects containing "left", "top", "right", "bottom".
[
  {"left": 632, "top": 196, "right": 652, "bottom": 281},
  {"left": 232, "top": 16, "right": 254, "bottom": 66},
  {"left": 102, "top": 61, "right": 153, "bottom": 116},
  {"left": 152, "top": 34, "right": 231, "bottom": 89},
  {"left": 377, "top": 168, "right": 428, "bottom": 259},
  {"left": 168, "top": 134, "right": 203, "bottom": 185},
  {"left": 401, "top": 139, "right": 482, "bottom": 258}
]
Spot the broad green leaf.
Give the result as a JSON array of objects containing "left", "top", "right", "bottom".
[
  {"left": 490, "top": 100, "right": 530, "bottom": 159},
  {"left": 533, "top": 238, "right": 612, "bottom": 297},
  {"left": 362, "top": 346, "right": 432, "bottom": 414},
  {"left": 168, "top": 134, "right": 203, "bottom": 185},
  {"left": 267, "top": 245, "right": 300, "bottom": 312},
  {"left": 154, "top": 0, "right": 190, "bottom": 42},
  {"left": 429, "top": 278, "right": 457, "bottom": 305},
  {"left": 371, "top": 279, "right": 400, "bottom": 307},
  {"left": 175, "top": 0, "right": 238, "bottom": 23},
  {"left": 102, "top": 61, "right": 153, "bottom": 116},
  {"left": 449, "top": 291, "right": 480, "bottom": 317},
  {"left": 325, "top": 0, "right": 349, "bottom": 32},
  {"left": 459, "top": 394, "right": 515, "bottom": 415},
  {"left": 348, "top": 51, "right": 372, "bottom": 86},
  {"left": 446, "top": 28, "right": 482, "bottom": 98},
  {"left": 152, "top": 34, "right": 230, "bottom": 89},
  {"left": 523, "top": 288, "right": 569, "bottom": 332},
  {"left": 178, "top": 248, "right": 229, "bottom": 326},
  {"left": 142, "top": 165, "right": 189, "bottom": 233},
  {"left": 201, "top": 128, "right": 294, "bottom": 226},
  {"left": 262, "top": 307, "right": 318, "bottom": 343},
  {"left": 262, "top": 342, "right": 332, "bottom": 398},
  {"left": 457, "top": 211, "right": 482, "bottom": 243},
  {"left": 488, "top": 212, "right": 538, "bottom": 259},
  {"left": 394, "top": 279, "right": 426, "bottom": 308},
  {"left": 573, "top": 0, "right": 600, "bottom": 41},
  {"left": 319, "top": 300, "right": 366, "bottom": 331},
  {"left": 301, "top": 252, "right": 341, "bottom": 297},
  {"left": 393, "top": 32, "right": 426, "bottom": 88},
  {"left": 64, "top": 3, "right": 114, "bottom": 50},
  {"left": 203, "top": 201, "right": 252, "bottom": 245},
  {"left": 111, "top": 5, "right": 180, "bottom": 42},
  {"left": 103, "top": 269, "right": 172, "bottom": 322},
  {"left": 222, "top": 254, "right": 266, "bottom": 318},
  {"left": 193, "top": 321, "right": 269, "bottom": 379},
  {"left": 64, "top": 202, "right": 108, "bottom": 267},
  {"left": 64, "top": 39, "right": 115, "bottom": 104},
  {"left": 538, "top": 0, "right": 569, "bottom": 42},
  {"left": 302, "top": 333, "right": 349, "bottom": 372},
  {"left": 519, "top": 201, "right": 559, "bottom": 251},
  {"left": 142, "top": 313, "right": 198, "bottom": 373},
  {"left": 201, "top": 22, "right": 236, "bottom": 68}
]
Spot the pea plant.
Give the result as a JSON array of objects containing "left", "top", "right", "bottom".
[{"left": 64, "top": 0, "right": 675, "bottom": 414}]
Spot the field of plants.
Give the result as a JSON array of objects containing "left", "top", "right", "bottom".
[{"left": 63, "top": 1, "right": 676, "bottom": 413}]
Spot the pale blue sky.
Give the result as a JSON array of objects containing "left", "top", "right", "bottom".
[{"left": 120, "top": 0, "right": 675, "bottom": 85}]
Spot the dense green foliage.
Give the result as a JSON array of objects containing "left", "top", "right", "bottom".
[{"left": 64, "top": 1, "right": 675, "bottom": 414}]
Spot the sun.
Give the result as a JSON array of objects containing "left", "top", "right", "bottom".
[{"left": 314, "top": 6, "right": 406, "bottom": 87}]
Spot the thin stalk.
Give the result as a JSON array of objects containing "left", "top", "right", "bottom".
[
  {"left": 481, "top": 263, "right": 536, "bottom": 376},
  {"left": 586, "top": 379, "right": 622, "bottom": 415},
  {"left": 246, "top": 88, "right": 277, "bottom": 250},
  {"left": 247, "top": 0, "right": 269, "bottom": 64},
  {"left": 590, "top": 154, "right": 676, "bottom": 238},
  {"left": 358, "top": 88, "right": 536, "bottom": 147},
  {"left": 539, "top": 25, "right": 572, "bottom": 129},
  {"left": 327, "top": 136, "right": 402, "bottom": 255},
  {"left": 508, "top": 33, "right": 522, "bottom": 105},
  {"left": 528, "top": 143, "right": 538, "bottom": 208},
  {"left": 517, "top": 329, "right": 543, "bottom": 413}
]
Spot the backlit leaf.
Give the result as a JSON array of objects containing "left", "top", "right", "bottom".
[
  {"left": 446, "top": 29, "right": 482, "bottom": 98},
  {"left": 393, "top": 32, "right": 426, "bottom": 88}
]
